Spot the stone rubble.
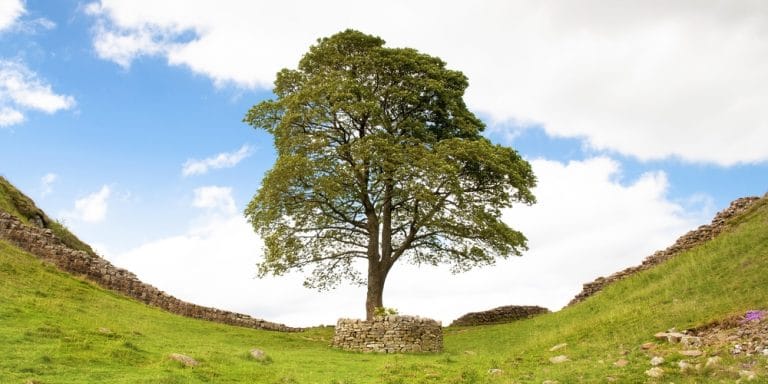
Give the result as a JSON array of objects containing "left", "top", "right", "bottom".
[
  {"left": 0, "top": 210, "right": 300, "bottom": 332},
  {"left": 569, "top": 197, "right": 760, "bottom": 306},
  {"left": 690, "top": 310, "right": 768, "bottom": 357}
]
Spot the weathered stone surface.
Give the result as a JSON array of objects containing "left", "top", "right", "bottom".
[
  {"left": 331, "top": 316, "right": 443, "bottom": 353},
  {"left": 549, "top": 355, "right": 569, "bottom": 364},
  {"left": 451, "top": 305, "right": 550, "bottom": 326},
  {"left": 678, "top": 360, "right": 694, "bottom": 372},
  {"left": 613, "top": 359, "right": 629, "bottom": 367},
  {"left": 169, "top": 353, "right": 199, "bottom": 367},
  {"left": 681, "top": 335, "right": 702, "bottom": 348},
  {"left": 641, "top": 342, "right": 656, "bottom": 350},
  {"left": 0, "top": 210, "right": 300, "bottom": 332},
  {"left": 680, "top": 349, "right": 703, "bottom": 357},
  {"left": 569, "top": 197, "right": 760, "bottom": 306},
  {"left": 250, "top": 348, "right": 267, "bottom": 361},
  {"left": 650, "top": 356, "right": 664, "bottom": 366},
  {"left": 645, "top": 367, "right": 664, "bottom": 378}
]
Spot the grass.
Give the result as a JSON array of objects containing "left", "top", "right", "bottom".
[
  {"left": 0, "top": 175, "right": 95, "bottom": 255},
  {"left": 1, "top": 188, "right": 768, "bottom": 382}
]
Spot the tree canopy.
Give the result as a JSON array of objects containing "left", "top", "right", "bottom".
[{"left": 245, "top": 29, "right": 536, "bottom": 319}]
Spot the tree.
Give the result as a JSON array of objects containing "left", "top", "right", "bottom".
[{"left": 245, "top": 30, "right": 536, "bottom": 320}]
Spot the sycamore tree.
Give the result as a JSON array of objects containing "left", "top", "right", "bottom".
[{"left": 245, "top": 29, "right": 536, "bottom": 320}]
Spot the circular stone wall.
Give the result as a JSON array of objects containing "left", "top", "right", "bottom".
[{"left": 331, "top": 316, "right": 443, "bottom": 353}]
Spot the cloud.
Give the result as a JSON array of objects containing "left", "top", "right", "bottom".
[
  {"left": 192, "top": 185, "right": 236, "bottom": 214},
  {"left": 85, "top": 1, "right": 768, "bottom": 165},
  {"left": 0, "top": 60, "right": 76, "bottom": 127},
  {"left": 106, "top": 158, "right": 705, "bottom": 326},
  {"left": 40, "top": 172, "right": 58, "bottom": 197},
  {"left": 181, "top": 144, "right": 253, "bottom": 176},
  {"left": 0, "top": 106, "right": 23, "bottom": 125},
  {"left": 68, "top": 185, "right": 111, "bottom": 223},
  {"left": 0, "top": 0, "right": 24, "bottom": 32}
]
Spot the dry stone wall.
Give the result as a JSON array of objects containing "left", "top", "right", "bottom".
[
  {"left": 451, "top": 305, "right": 550, "bottom": 326},
  {"left": 0, "top": 210, "right": 300, "bottom": 332},
  {"left": 332, "top": 316, "right": 443, "bottom": 353},
  {"left": 568, "top": 196, "right": 762, "bottom": 306}
]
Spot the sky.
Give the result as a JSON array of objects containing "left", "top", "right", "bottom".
[{"left": 1, "top": 0, "right": 767, "bottom": 327}]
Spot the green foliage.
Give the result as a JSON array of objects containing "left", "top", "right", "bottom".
[
  {"left": 1, "top": 196, "right": 768, "bottom": 382},
  {"left": 244, "top": 30, "right": 536, "bottom": 310},
  {"left": 373, "top": 307, "right": 399, "bottom": 317}
]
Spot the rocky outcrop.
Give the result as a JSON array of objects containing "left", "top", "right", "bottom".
[
  {"left": 568, "top": 196, "right": 762, "bottom": 306},
  {"left": 450, "top": 305, "right": 550, "bottom": 326},
  {"left": 0, "top": 210, "right": 300, "bottom": 332},
  {"left": 331, "top": 316, "right": 443, "bottom": 353}
]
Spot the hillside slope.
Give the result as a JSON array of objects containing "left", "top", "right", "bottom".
[
  {"left": 0, "top": 176, "right": 296, "bottom": 332},
  {"left": 1, "top": 176, "right": 767, "bottom": 382}
]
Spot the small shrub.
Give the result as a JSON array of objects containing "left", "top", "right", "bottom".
[{"left": 374, "top": 307, "right": 399, "bottom": 317}]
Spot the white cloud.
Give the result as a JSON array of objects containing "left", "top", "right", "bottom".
[
  {"left": 0, "top": 0, "right": 24, "bottom": 32},
  {"left": 68, "top": 185, "right": 112, "bottom": 223},
  {"left": 0, "top": 106, "right": 23, "bottom": 125},
  {"left": 192, "top": 185, "right": 236, "bottom": 214},
  {"left": 182, "top": 144, "right": 253, "bottom": 176},
  {"left": 85, "top": 1, "right": 768, "bottom": 165},
  {"left": 0, "top": 60, "right": 76, "bottom": 127},
  {"left": 106, "top": 158, "right": 705, "bottom": 327},
  {"left": 40, "top": 172, "right": 58, "bottom": 197}
]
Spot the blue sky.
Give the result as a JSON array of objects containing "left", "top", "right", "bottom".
[{"left": 1, "top": 0, "right": 767, "bottom": 326}]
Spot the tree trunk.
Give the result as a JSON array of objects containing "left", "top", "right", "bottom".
[{"left": 365, "top": 262, "right": 386, "bottom": 320}]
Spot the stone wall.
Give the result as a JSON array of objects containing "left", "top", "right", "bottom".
[
  {"left": 0, "top": 210, "right": 300, "bottom": 332},
  {"left": 568, "top": 196, "right": 762, "bottom": 306},
  {"left": 451, "top": 305, "right": 550, "bottom": 326},
  {"left": 332, "top": 316, "right": 443, "bottom": 353}
]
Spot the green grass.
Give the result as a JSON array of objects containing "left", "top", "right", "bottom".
[{"left": 1, "top": 196, "right": 767, "bottom": 383}]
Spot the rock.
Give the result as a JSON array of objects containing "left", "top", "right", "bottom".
[
  {"left": 681, "top": 335, "right": 702, "bottom": 348},
  {"left": 169, "top": 353, "right": 199, "bottom": 367},
  {"left": 464, "top": 350, "right": 477, "bottom": 355},
  {"left": 487, "top": 368, "right": 503, "bottom": 375},
  {"left": 654, "top": 332, "right": 669, "bottom": 340},
  {"left": 666, "top": 332, "right": 686, "bottom": 343},
  {"left": 549, "top": 355, "right": 569, "bottom": 364},
  {"left": 654, "top": 331, "right": 686, "bottom": 343},
  {"left": 606, "top": 376, "right": 616, "bottom": 382},
  {"left": 549, "top": 343, "right": 567, "bottom": 352},
  {"left": 678, "top": 360, "right": 694, "bottom": 372},
  {"left": 733, "top": 344, "right": 743, "bottom": 354},
  {"left": 680, "top": 350, "right": 703, "bottom": 357},
  {"left": 762, "top": 348, "right": 768, "bottom": 356},
  {"left": 613, "top": 359, "right": 629, "bottom": 367},
  {"left": 645, "top": 367, "right": 664, "bottom": 378},
  {"left": 705, "top": 356, "right": 721, "bottom": 368},
  {"left": 650, "top": 356, "right": 664, "bottom": 366},
  {"left": 98, "top": 327, "right": 112, "bottom": 334},
  {"left": 739, "top": 370, "right": 757, "bottom": 381},
  {"left": 250, "top": 348, "right": 267, "bottom": 361},
  {"left": 641, "top": 342, "right": 656, "bottom": 350}
]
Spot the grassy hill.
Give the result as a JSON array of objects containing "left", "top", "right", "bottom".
[{"left": 1, "top": 177, "right": 767, "bottom": 382}]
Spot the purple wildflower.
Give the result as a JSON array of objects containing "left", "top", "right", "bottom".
[{"left": 743, "top": 310, "right": 766, "bottom": 322}]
